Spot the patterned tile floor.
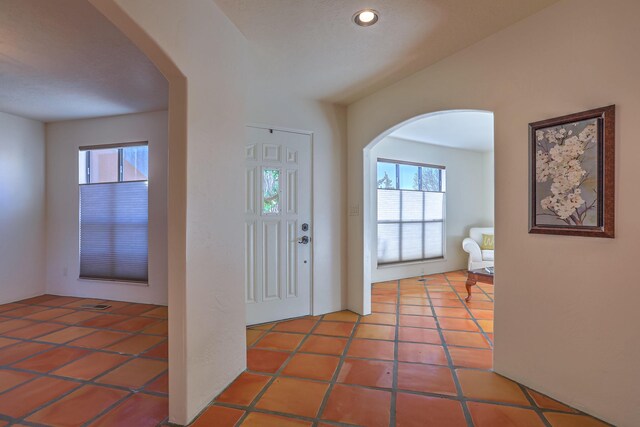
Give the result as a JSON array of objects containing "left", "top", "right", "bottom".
[
  {"left": 193, "top": 271, "right": 611, "bottom": 427},
  {"left": 0, "top": 294, "right": 168, "bottom": 426}
]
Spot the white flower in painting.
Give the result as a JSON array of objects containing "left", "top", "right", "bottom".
[
  {"left": 540, "top": 190, "right": 585, "bottom": 220},
  {"left": 545, "top": 129, "right": 558, "bottom": 144},
  {"left": 536, "top": 124, "right": 594, "bottom": 223},
  {"left": 578, "top": 123, "right": 597, "bottom": 143},
  {"left": 535, "top": 150, "right": 550, "bottom": 182}
]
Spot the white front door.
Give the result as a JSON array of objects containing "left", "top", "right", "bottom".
[{"left": 245, "top": 126, "right": 312, "bottom": 325}]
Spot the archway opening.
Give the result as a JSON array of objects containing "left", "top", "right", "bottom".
[{"left": 362, "top": 109, "right": 495, "bottom": 345}]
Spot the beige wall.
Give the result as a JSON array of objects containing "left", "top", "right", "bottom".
[
  {"left": 482, "top": 150, "right": 494, "bottom": 224},
  {"left": 91, "top": 0, "right": 247, "bottom": 424},
  {"left": 347, "top": 0, "right": 639, "bottom": 425},
  {"left": 0, "top": 111, "right": 45, "bottom": 304},
  {"left": 247, "top": 49, "right": 348, "bottom": 315},
  {"left": 370, "top": 136, "right": 492, "bottom": 282},
  {"left": 45, "top": 111, "right": 168, "bottom": 305}
]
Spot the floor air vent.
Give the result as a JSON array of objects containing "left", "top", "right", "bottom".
[{"left": 80, "top": 304, "right": 111, "bottom": 310}]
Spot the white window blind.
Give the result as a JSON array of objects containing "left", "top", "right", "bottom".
[
  {"left": 79, "top": 144, "right": 149, "bottom": 282},
  {"left": 377, "top": 159, "right": 445, "bottom": 265}
]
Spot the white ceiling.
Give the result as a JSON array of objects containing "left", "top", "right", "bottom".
[
  {"left": 215, "top": 0, "right": 559, "bottom": 104},
  {"left": 389, "top": 110, "right": 494, "bottom": 152},
  {"left": 0, "top": 0, "right": 558, "bottom": 122},
  {"left": 0, "top": 0, "right": 168, "bottom": 122}
]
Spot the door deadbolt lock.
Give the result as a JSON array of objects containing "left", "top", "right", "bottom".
[
  {"left": 298, "top": 236, "right": 309, "bottom": 244},
  {"left": 301, "top": 223, "right": 309, "bottom": 231}
]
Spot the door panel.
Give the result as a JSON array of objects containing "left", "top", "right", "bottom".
[
  {"left": 262, "top": 220, "right": 280, "bottom": 300},
  {"left": 245, "top": 127, "right": 312, "bottom": 325}
]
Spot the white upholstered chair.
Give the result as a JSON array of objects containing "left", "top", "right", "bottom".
[{"left": 462, "top": 227, "right": 494, "bottom": 270}]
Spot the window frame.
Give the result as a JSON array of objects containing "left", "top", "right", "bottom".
[
  {"left": 78, "top": 141, "right": 150, "bottom": 284},
  {"left": 80, "top": 141, "right": 149, "bottom": 185},
  {"left": 376, "top": 157, "right": 446, "bottom": 266}
]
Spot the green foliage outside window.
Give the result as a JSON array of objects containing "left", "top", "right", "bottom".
[{"left": 263, "top": 169, "right": 280, "bottom": 214}]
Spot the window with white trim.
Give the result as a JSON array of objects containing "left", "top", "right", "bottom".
[
  {"left": 377, "top": 159, "right": 446, "bottom": 265},
  {"left": 78, "top": 143, "right": 149, "bottom": 283}
]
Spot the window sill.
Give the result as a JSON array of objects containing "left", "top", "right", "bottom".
[
  {"left": 79, "top": 277, "right": 149, "bottom": 287},
  {"left": 377, "top": 257, "right": 445, "bottom": 269}
]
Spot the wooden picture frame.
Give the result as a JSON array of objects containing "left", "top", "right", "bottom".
[{"left": 529, "top": 105, "right": 615, "bottom": 238}]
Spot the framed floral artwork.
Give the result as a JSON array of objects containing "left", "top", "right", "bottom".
[{"left": 529, "top": 105, "right": 615, "bottom": 238}]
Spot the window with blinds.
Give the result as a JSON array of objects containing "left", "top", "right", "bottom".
[
  {"left": 79, "top": 143, "right": 149, "bottom": 283},
  {"left": 377, "top": 159, "right": 445, "bottom": 265}
]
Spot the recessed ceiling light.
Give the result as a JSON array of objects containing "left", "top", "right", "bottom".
[{"left": 353, "top": 9, "right": 379, "bottom": 27}]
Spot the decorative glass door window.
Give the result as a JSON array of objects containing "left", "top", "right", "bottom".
[
  {"left": 262, "top": 168, "right": 281, "bottom": 214},
  {"left": 377, "top": 158, "right": 446, "bottom": 265}
]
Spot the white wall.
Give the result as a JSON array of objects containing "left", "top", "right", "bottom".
[
  {"left": 482, "top": 150, "right": 494, "bottom": 224},
  {"left": 347, "top": 0, "right": 640, "bottom": 425},
  {"left": 247, "top": 49, "right": 348, "bottom": 315},
  {"left": 91, "top": 0, "right": 248, "bottom": 423},
  {"left": 45, "top": 111, "right": 168, "bottom": 305},
  {"left": 0, "top": 112, "right": 46, "bottom": 304},
  {"left": 370, "top": 136, "right": 493, "bottom": 282}
]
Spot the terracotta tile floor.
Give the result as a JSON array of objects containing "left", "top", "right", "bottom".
[
  {"left": 0, "top": 294, "right": 168, "bottom": 426},
  {"left": 195, "top": 271, "right": 612, "bottom": 427},
  {"left": 0, "top": 273, "right": 612, "bottom": 426}
]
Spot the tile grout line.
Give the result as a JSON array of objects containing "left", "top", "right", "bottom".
[
  {"left": 443, "top": 272, "right": 617, "bottom": 427},
  {"left": 1, "top": 359, "right": 168, "bottom": 394},
  {"left": 444, "top": 274, "right": 494, "bottom": 353},
  {"left": 216, "top": 317, "right": 327, "bottom": 426},
  {"left": 0, "top": 303, "right": 167, "bottom": 339},
  {"left": 0, "top": 296, "right": 169, "bottom": 426},
  {"left": 218, "top": 273, "right": 610, "bottom": 427},
  {"left": 78, "top": 391, "right": 136, "bottom": 427},
  {"left": 313, "top": 311, "right": 362, "bottom": 426},
  {"left": 223, "top": 321, "right": 281, "bottom": 426},
  {"left": 0, "top": 333, "right": 167, "bottom": 368},
  {"left": 80, "top": 367, "right": 171, "bottom": 427},
  {"left": 241, "top": 321, "right": 312, "bottom": 424},
  {"left": 472, "top": 280, "right": 495, "bottom": 345},
  {"left": 0, "top": 307, "right": 168, "bottom": 362},
  {"left": 212, "top": 401, "right": 360, "bottom": 427},
  {"left": 517, "top": 382, "right": 554, "bottom": 427},
  {"left": 389, "top": 279, "right": 400, "bottom": 427},
  {"left": 421, "top": 274, "right": 475, "bottom": 427},
  {"left": 0, "top": 336, "right": 168, "bottom": 392},
  {"left": 204, "top": 313, "right": 367, "bottom": 427},
  {"left": 2, "top": 355, "right": 168, "bottom": 425},
  {"left": 9, "top": 377, "right": 86, "bottom": 424},
  {"left": 0, "top": 309, "right": 168, "bottom": 352},
  {"left": 2, "top": 283, "right": 612, "bottom": 427}
]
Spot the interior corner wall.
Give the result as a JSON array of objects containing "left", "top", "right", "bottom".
[
  {"left": 247, "top": 49, "right": 348, "bottom": 315},
  {"left": 347, "top": 0, "right": 640, "bottom": 425},
  {"left": 45, "top": 111, "right": 168, "bottom": 305},
  {"left": 370, "top": 136, "right": 492, "bottom": 282},
  {"left": 0, "top": 111, "right": 46, "bottom": 304},
  {"left": 91, "top": 0, "right": 248, "bottom": 424}
]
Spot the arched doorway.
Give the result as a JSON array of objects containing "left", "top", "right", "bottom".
[
  {"left": 91, "top": 0, "right": 251, "bottom": 424},
  {"left": 362, "top": 109, "right": 494, "bottom": 315}
]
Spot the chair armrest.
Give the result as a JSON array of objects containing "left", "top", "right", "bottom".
[{"left": 462, "top": 238, "right": 482, "bottom": 262}]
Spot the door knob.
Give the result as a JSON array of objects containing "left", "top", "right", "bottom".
[{"left": 298, "top": 236, "right": 309, "bottom": 244}]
